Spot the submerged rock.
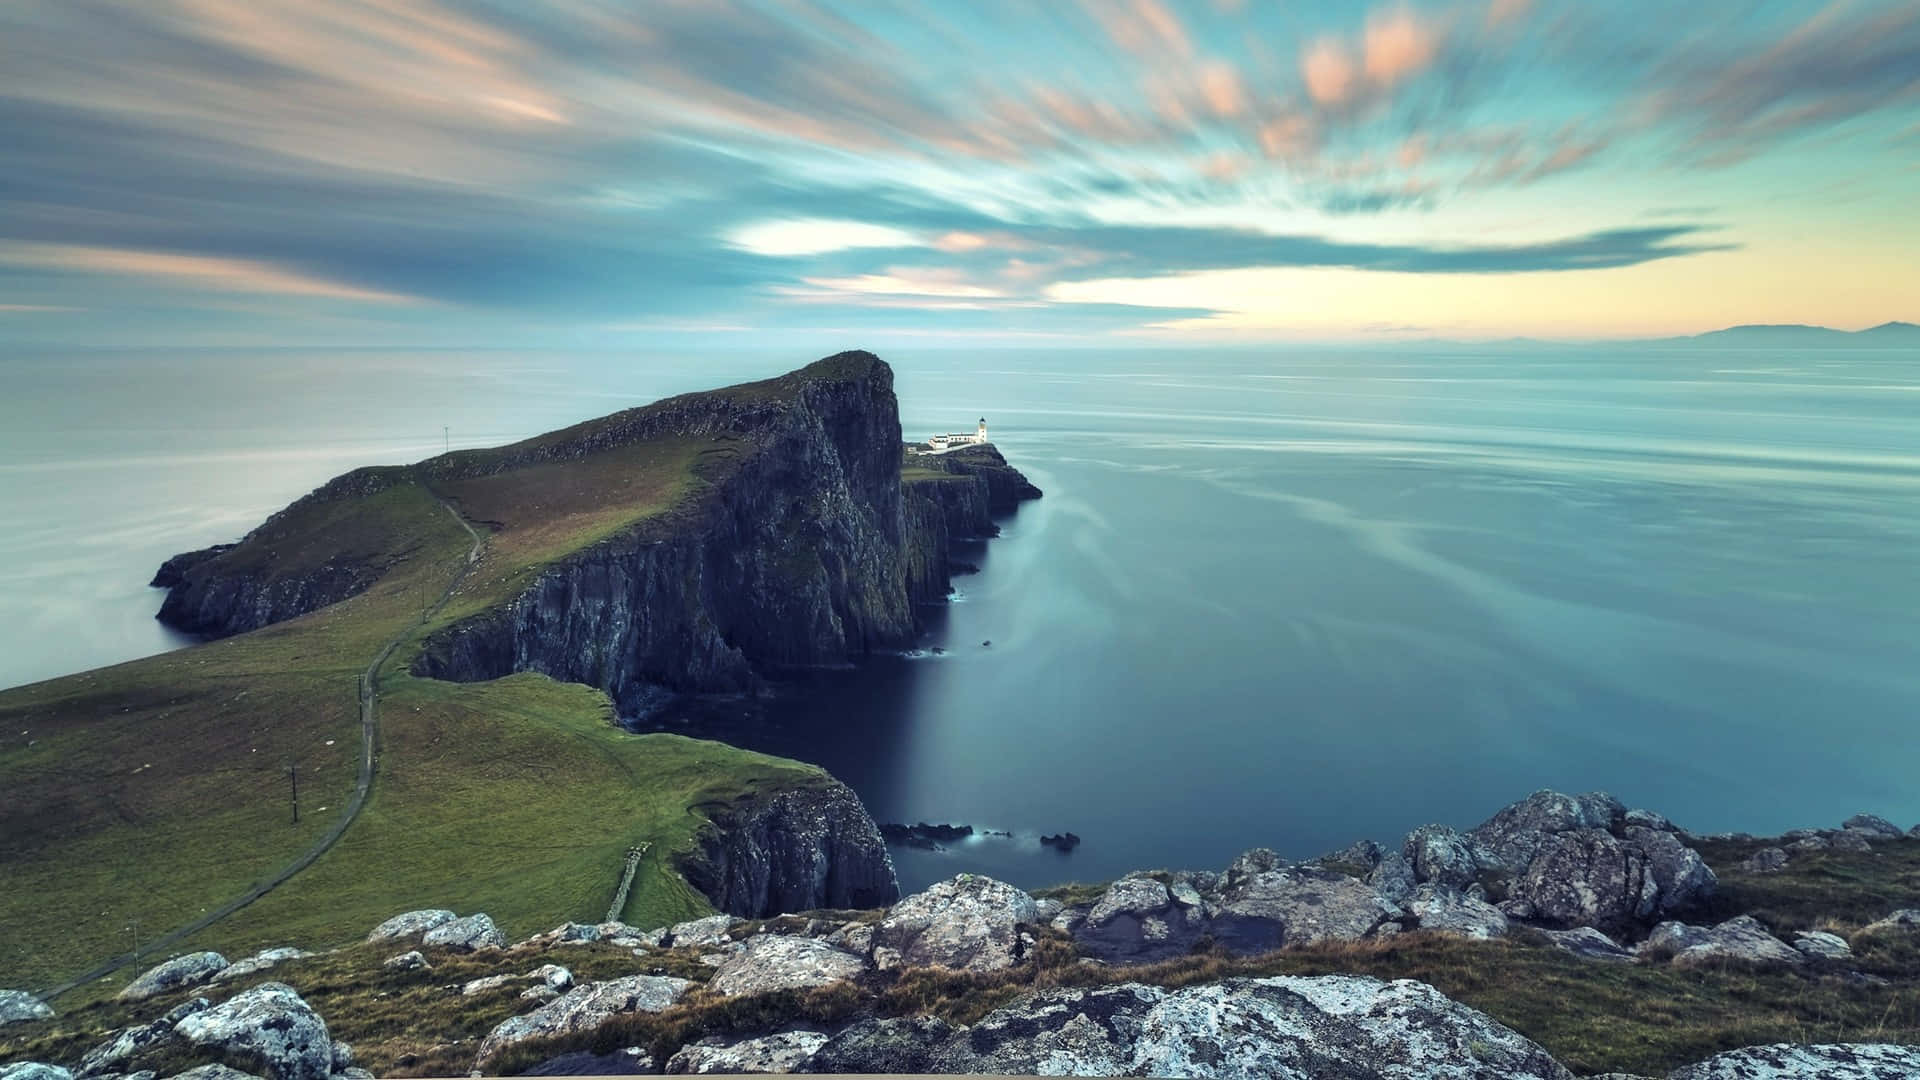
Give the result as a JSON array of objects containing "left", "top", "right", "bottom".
[
  {"left": 871, "top": 874, "right": 1039, "bottom": 972},
  {"left": 120, "top": 953, "right": 229, "bottom": 1002}
]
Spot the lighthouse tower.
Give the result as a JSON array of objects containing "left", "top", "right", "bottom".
[{"left": 977, "top": 418, "right": 988, "bottom": 443}]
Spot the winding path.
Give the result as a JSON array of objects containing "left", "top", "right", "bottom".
[{"left": 39, "top": 492, "right": 484, "bottom": 1001}]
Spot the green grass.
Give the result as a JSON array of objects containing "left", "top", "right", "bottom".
[{"left": 0, "top": 412, "right": 814, "bottom": 999}]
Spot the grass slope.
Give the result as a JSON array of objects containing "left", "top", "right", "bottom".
[{"left": 0, "top": 412, "right": 821, "bottom": 1000}]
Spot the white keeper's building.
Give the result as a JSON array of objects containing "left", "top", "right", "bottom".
[{"left": 927, "top": 418, "right": 988, "bottom": 451}]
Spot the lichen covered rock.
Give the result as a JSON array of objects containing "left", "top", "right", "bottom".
[
  {"left": 120, "top": 954, "right": 229, "bottom": 1002},
  {"left": 871, "top": 874, "right": 1039, "bottom": 972}
]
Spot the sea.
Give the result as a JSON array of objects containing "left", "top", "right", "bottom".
[{"left": 4, "top": 344, "right": 1917, "bottom": 891}]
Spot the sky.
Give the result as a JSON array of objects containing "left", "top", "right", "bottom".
[{"left": 1, "top": 0, "right": 1917, "bottom": 348}]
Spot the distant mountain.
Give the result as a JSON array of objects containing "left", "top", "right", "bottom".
[{"left": 1667, "top": 321, "right": 1920, "bottom": 347}]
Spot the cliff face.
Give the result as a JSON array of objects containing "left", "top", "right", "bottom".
[
  {"left": 682, "top": 780, "right": 900, "bottom": 916},
  {"left": 410, "top": 353, "right": 968, "bottom": 715},
  {"left": 931, "top": 444, "right": 1044, "bottom": 512},
  {"left": 152, "top": 468, "right": 409, "bottom": 638}
]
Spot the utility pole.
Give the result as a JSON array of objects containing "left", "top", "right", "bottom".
[
  {"left": 444, "top": 425, "right": 450, "bottom": 456},
  {"left": 288, "top": 764, "right": 299, "bottom": 824}
]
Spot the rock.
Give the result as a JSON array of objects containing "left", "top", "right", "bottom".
[
  {"left": 422, "top": 913, "right": 506, "bottom": 951},
  {"left": 1860, "top": 909, "right": 1920, "bottom": 935},
  {"left": 1366, "top": 850, "right": 1417, "bottom": 906},
  {"left": 823, "top": 921, "right": 874, "bottom": 955},
  {"left": 1667, "top": 916, "right": 1804, "bottom": 969},
  {"left": 0, "top": 990, "right": 54, "bottom": 1026},
  {"left": 1313, "top": 839, "right": 1384, "bottom": 872},
  {"left": 1, "top": 1065, "right": 73, "bottom": 1080},
  {"left": 1403, "top": 825, "right": 1480, "bottom": 889},
  {"left": 520, "top": 986, "right": 561, "bottom": 1004},
  {"left": 1788, "top": 835, "right": 1831, "bottom": 852},
  {"left": 381, "top": 951, "right": 429, "bottom": 972},
  {"left": 329, "top": 1042, "right": 353, "bottom": 1073},
  {"left": 1074, "top": 876, "right": 1206, "bottom": 963},
  {"left": 120, "top": 953, "right": 229, "bottom": 1002},
  {"left": 1910, "top": 824, "right": 1920, "bottom": 839},
  {"left": 1539, "top": 926, "right": 1635, "bottom": 962},
  {"left": 521, "top": 1048, "right": 653, "bottom": 1075},
  {"left": 173, "top": 982, "right": 333, "bottom": 1080},
  {"left": 664, "top": 1030, "right": 829, "bottom": 1074},
  {"left": 1210, "top": 868, "right": 1403, "bottom": 953},
  {"left": 1625, "top": 808, "right": 1674, "bottom": 831},
  {"left": 1641, "top": 921, "right": 1715, "bottom": 958},
  {"left": 212, "top": 949, "right": 309, "bottom": 984},
  {"left": 1782, "top": 827, "right": 1825, "bottom": 842},
  {"left": 1828, "top": 830, "right": 1874, "bottom": 853},
  {"left": 664, "top": 915, "right": 738, "bottom": 948},
  {"left": 807, "top": 976, "right": 1573, "bottom": 1078},
  {"left": 1793, "top": 931, "right": 1853, "bottom": 960},
  {"left": 1515, "top": 830, "right": 1662, "bottom": 931},
  {"left": 1222, "top": 848, "right": 1284, "bottom": 893},
  {"left": 1467, "top": 789, "right": 1625, "bottom": 873},
  {"left": 1841, "top": 813, "right": 1905, "bottom": 838},
  {"left": 1740, "top": 847, "right": 1789, "bottom": 874},
  {"left": 529, "top": 964, "right": 574, "bottom": 990},
  {"left": 1408, "top": 883, "right": 1509, "bottom": 940},
  {"left": 1032, "top": 897, "right": 1064, "bottom": 921},
  {"left": 1669, "top": 1042, "right": 1920, "bottom": 1079},
  {"left": 707, "top": 935, "right": 866, "bottom": 996},
  {"left": 78, "top": 1000, "right": 210, "bottom": 1076},
  {"left": 459, "top": 974, "right": 517, "bottom": 997},
  {"left": 524, "top": 923, "right": 601, "bottom": 948},
  {"left": 871, "top": 874, "right": 1039, "bottom": 972},
  {"left": 476, "top": 976, "right": 695, "bottom": 1065},
  {"left": 365, "top": 910, "right": 455, "bottom": 943},
  {"left": 165, "top": 1067, "right": 262, "bottom": 1080}
]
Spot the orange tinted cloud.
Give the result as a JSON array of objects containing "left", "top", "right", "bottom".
[
  {"left": 1301, "top": 38, "right": 1358, "bottom": 104},
  {"left": 1363, "top": 8, "right": 1440, "bottom": 88},
  {"left": 1199, "top": 62, "right": 1247, "bottom": 117},
  {"left": 2, "top": 245, "right": 421, "bottom": 303}
]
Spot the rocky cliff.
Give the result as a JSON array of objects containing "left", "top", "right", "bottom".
[
  {"left": 680, "top": 781, "right": 899, "bottom": 917},
  {"left": 410, "top": 352, "right": 1024, "bottom": 715}
]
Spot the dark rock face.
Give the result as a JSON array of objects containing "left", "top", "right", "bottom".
[
  {"left": 680, "top": 781, "right": 899, "bottom": 918},
  {"left": 410, "top": 354, "right": 1027, "bottom": 715},
  {"left": 929, "top": 444, "right": 1044, "bottom": 511},
  {"left": 152, "top": 468, "right": 406, "bottom": 638}
]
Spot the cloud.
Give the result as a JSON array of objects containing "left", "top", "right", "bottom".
[
  {"left": 1363, "top": 8, "right": 1441, "bottom": 89},
  {"left": 728, "top": 220, "right": 922, "bottom": 257},
  {"left": 0, "top": 244, "right": 424, "bottom": 303},
  {"left": 1301, "top": 37, "right": 1359, "bottom": 105}
]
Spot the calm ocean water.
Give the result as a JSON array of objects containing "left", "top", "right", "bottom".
[{"left": 5, "top": 345, "right": 1918, "bottom": 890}]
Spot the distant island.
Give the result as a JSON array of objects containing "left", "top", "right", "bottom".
[{"left": 1659, "top": 320, "right": 1920, "bottom": 347}]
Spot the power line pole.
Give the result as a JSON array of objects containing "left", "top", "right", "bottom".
[
  {"left": 444, "top": 425, "right": 450, "bottom": 456},
  {"left": 288, "top": 764, "right": 299, "bottom": 825}
]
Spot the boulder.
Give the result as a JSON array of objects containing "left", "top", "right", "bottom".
[
  {"left": 1787, "top": 835, "right": 1830, "bottom": 853},
  {"left": 0, "top": 990, "right": 54, "bottom": 1026},
  {"left": 421, "top": 913, "right": 505, "bottom": 951},
  {"left": 1740, "top": 847, "right": 1789, "bottom": 874},
  {"left": 1403, "top": 825, "right": 1479, "bottom": 889},
  {"left": 1367, "top": 851, "right": 1417, "bottom": 906},
  {"left": 706, "top": 935, "right": 866, "bottom": 996},
  {"left": 664, "top": 915, "right": 738, "bottom": 948},
  {"left": 1792, "top": 931, "right": 1852, "bottom": 961},
  {"left": 1665, "top": 916, "right": 1803, "bottom": 969},
  {"left": 1210, "top": 868, "right": 1403, "bottom": 954},
  {"left": 664, "top": 1030, "right": 829, "bottom": 1074},
  {"left": 529, "top": 964, "right": 574, "bottom": 991},
  {"left": 79, "top": 1000, "right": 210, "bottom": 1076},
  {"left": 1641, "top": 922, "right": 1714, "bottom": 958},
  {"left": 1624, "top": 808, "right": 1674, "bottom": 831},
  {"left": 1074, "top": 876, "right": 1207, "bottom": 963},
  {"left": 1408, "top": 884, "right": 1509, "bottom": 940},
  {"left": 523, "top": 923, "right": 601, "bottom": 948},
  {"left": 1840, "top": 813, "right": 1905, "bottom": 838},
  {"left": 365, "top": 910, "right": 455, "bottom": 943},
  {"left": 1538, "top": 927, "right": 1635, "bottom": 962},
  {"left": 381, "top": 951, "right": 428, "bottom": 973},
  {"left": 1669, "top": 1043, "right": 1920, "bottom": 1079},
  {"left": 870, "top": 874, "right": 1039, "bottom": 972},
  {"left": 1911, "top": 824, "right": 1920, "bottom": 839},
  {"left": 212, "top": 949, "right": 309, "bottom": 985},
  {"left": 1828, "top": 830, "right": 1874, "bottom": 853},
  {"left": 172, "top": 982, "right": 333, "bottom": 1080},
  {"left": 120, "top": 953, "right": 229, "bottom": 1002},
  {"left": 166, "top": 1067, "right": 262, "bottom": 1080},
  {"left": 1312, "top": 839, "right": 1384, "bottom": 872},
  {"left": 807, "top": 976, "right": 1573, "bottom": 1078},
  {"left": 459, "top": 974, "right": 517, "bottom": 997},
  {"left": 1, "top": 1065, "right": 73, "bottom": 1080},
  {"left": 520, "top": 986, "right": 561, "bottom": 1004},
  {"left": 1221, "top": 848, "right": 1284, "bottom": 893},
  {"left": 1860, "top": 909, "right": 1920, "bottom": 935},
  {"left": 476, "top": 976, "right": 694, "bottom": 1065},
  {"left": 1467, "top": 790, "right": 1625, "bottom": 873}
]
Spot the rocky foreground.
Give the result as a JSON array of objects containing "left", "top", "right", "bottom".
[{"left": 4, "top": 789, "right": 1917, "bottom": 1078}]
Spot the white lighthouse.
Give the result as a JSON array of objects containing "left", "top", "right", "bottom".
[{"left": 977, "top": 417, "right": 988, "bottom": 443}]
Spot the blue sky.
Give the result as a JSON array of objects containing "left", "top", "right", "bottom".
[{"left": 1, "top": 0, "right": 1916, "bottom": 347}]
